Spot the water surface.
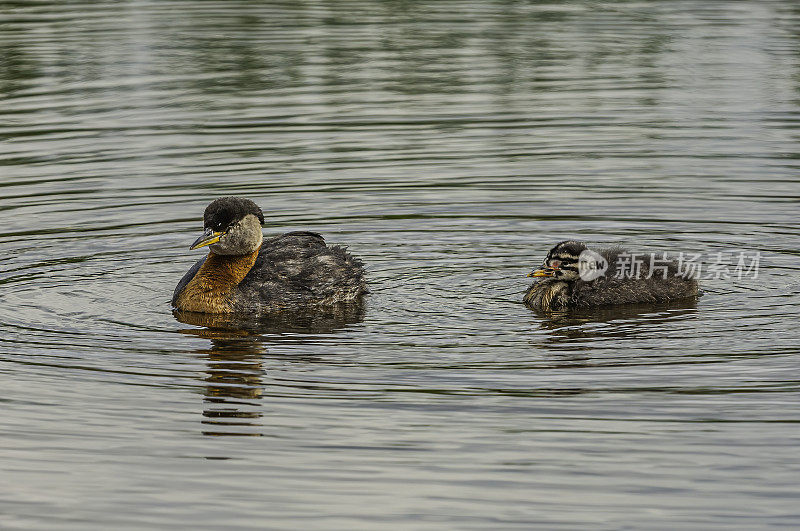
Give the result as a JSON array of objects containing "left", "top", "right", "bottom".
[{"left": 1, "top": 1, "right": 799, "bottom": 529}]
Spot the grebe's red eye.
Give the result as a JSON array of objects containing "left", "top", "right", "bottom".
[{"left": 549, "top": 260, "right": 562, "bottom": 268}]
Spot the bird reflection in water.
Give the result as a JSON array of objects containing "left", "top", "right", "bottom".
[
  {"left": 174, "top": 305, "right": 365, "bottom": 437},
  {"left": 528, "top": 299, "right": 699, "bottom": 362},
  {"left": 533, "top": 299, "right": 699, "bottom": 336}
]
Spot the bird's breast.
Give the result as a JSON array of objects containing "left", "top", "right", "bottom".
[{"left": 174, "top": 249, "right": 259, "bottom": 313}]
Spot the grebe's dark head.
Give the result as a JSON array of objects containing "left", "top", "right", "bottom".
[
  {"left": 527, "top": 240, "right": 587, "bottom": 281},
  {"left": 189, "top": 197, "right": 265, "bottom": 255}
]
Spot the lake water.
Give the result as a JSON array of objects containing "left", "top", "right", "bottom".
[{"left": 1, "top": 1, "right": 799, "bottom": 528}]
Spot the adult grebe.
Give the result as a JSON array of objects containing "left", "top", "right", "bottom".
[
  {"left": 172, "top": 197, "right": 366, "bottom": 314},
  {"left": 524, "top": 240, "right": 699, "bottom": 311}
]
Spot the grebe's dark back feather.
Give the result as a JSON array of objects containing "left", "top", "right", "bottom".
[{"left": 235, "top": 231, "right": 366, "bottom": 312}]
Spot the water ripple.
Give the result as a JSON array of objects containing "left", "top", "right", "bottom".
[{"left": 1, "top": 0, "right": 800, "bottom": 528}]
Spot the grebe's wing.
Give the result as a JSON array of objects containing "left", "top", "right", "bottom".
[{"left": 171, "top": 255, "right": 207, "bottom": 307}]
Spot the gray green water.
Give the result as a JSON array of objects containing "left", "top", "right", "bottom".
[{"left": 1, "top": 1, "right": 799, "bottom": 529}]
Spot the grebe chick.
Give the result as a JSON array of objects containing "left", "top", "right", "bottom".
[
  {"left": 172, "top": 197, "right": 366, "bottom": 314},
  {"left": 523, "top": 240, "right": 699, "bottom": 311}
]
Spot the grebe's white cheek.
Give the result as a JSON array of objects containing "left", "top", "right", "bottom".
[{"left": 209, "top": 214, "right": 263, "bottom": 256}]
